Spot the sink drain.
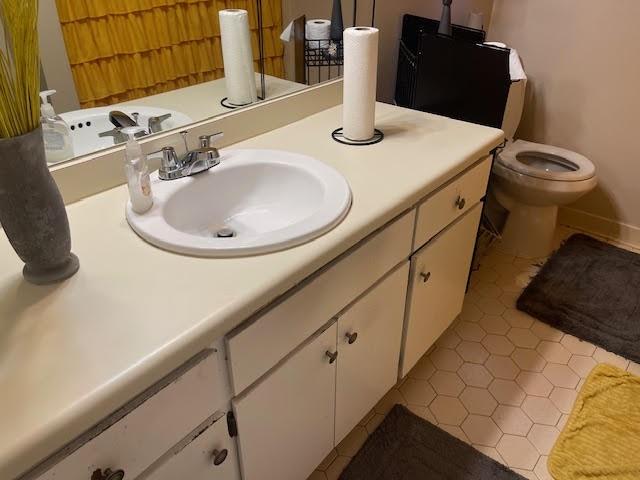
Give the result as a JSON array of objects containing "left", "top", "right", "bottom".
[{"left": 215, "top": 227, "right": 236, "bottom": 238}]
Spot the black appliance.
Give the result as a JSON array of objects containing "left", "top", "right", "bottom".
[{"left": 395, "top": 14, "right": 511, "bottom": 129}]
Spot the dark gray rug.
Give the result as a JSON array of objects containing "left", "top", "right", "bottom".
[
  {"left": 517, "top": 233, "right": 640, "bottom": 363},
  {"left": 339, "top": 405, "right": 525, "bottom": 480}
]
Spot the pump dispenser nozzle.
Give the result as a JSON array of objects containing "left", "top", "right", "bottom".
[
  {"left": 39, "top": 90, "right": 58, "bottom": 118},
  {"left": 122, "top": 126, "right": 147, "bottom": 161}
]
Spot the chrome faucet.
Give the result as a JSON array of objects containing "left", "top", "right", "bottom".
[
  {"left": 158, "top": 131, "right": 223, "bottom": 180},
  {"left": 109, "top": 110, "right": 138, "bottom": 129},
  {"left": 99, "top": 111, "right": 173, "bottom": 143},
  {"left": 99, "top": 111, "right": 146, "bottom": 144}
]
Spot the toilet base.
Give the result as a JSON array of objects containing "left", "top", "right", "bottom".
[{"left": 500, "top": 204, "right": 558, "bottom": 259}]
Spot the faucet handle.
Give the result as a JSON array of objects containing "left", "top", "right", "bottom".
[
  {"left": 98, "top": 128, "right": 120, "bottom": 138},
  {"left": 158, "top": 147, "right": 181, "bottom": 180},
  {"left": 98, "top": 128, "right": 128, "bottom": 145},
  {"left": 148, "top": 113, "right": 172, "bottom": 134},
  {"left": 199, "top": 132, "right": 224, "bottom": 148},
  {"left": 161, "top": 146, "right": 179, "bottom": 167}
]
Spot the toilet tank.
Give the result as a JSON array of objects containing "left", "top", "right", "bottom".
[{"left": 486, "top": 42, "right": 527, "bottom": 142}]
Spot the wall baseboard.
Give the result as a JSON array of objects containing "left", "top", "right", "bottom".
[{"left": 558, "top": 207, "right": 640, "bottom": 249}]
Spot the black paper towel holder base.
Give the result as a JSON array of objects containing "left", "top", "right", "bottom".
[
  {"left": 220, "top": 96, "right": 265, "bottom": 110},
  {"left": 331, "top": 127, "right": 384, "bottom": 146}
]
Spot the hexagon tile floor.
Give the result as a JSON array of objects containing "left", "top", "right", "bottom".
[{"left": 309, "top": 227, "right": 640, "bottom": 480}]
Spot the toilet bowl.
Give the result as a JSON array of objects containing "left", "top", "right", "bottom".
[
  {"left": 487, "top": 43, "right": 598, "bottom": 258},
  {"left": 492, "top": 140, "right": 597, "bottom": 258}
]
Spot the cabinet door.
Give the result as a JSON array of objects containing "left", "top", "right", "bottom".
[
  {"left": 400, "top": 203, "right": 483, "bottom": 377},
  {"left": 335, "top": 263, "right": 410, "bottom": 443},
  {"left": 145, "top": 413, "right": 241, "bottom": 480},
  {"left": 232, "top": 323, "right": 337, "bottom": 480}
]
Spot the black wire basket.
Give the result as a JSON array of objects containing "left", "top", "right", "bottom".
[{"left": 304, "top": 39, "right": 344, "bottom": 85}]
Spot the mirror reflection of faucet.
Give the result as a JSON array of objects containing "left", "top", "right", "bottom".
[
  {"left": 98, "top": 110, "right": 173, "bottom": 144},
  {"left": 148, "top": 113, "right": 172, "bottom": 133}
]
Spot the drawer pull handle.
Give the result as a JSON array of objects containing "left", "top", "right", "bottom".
[
  {"left": 326, "top": 350, "right": 338, "bottom": 364},
  {"left": 420, "top": 271, "right": 431, "bottom": 283},
  {"left": 455, "top": 196, "right": 466, "bottom": 210},
  {"left": 212, "top": 448, "right": 228, "bottom": 466},
  {"left": 346, "top": 332, "right": 358, "bottom": 344},
  {"left": 91, "top": 469, "right": 125, "bottom": 480}
]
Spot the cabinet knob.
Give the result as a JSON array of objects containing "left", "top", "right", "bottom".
[
  {"left": 91, "top": 469, "right": 125, "bottom": 480},
  {"left": 419, "top": 271, "right": 431, "bottom": 283},
  {"left": 345, "top": 332, "right": 358, "bottom": 344},
  {"left": 455, "top": 195, "right": 466, "bottom": 210},
  {"left": 211, "top": 448, "right": 228, "bottom": 466},
  {"left": 325, "top": 350, "right": 338, "bottom": 364}
]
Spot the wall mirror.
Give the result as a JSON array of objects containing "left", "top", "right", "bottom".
[{"left": 36, "top": 0, "right": 374, "bottom": 167}]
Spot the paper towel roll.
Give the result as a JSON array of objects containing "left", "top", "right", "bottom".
[
  {"left": 306, "top": 19, "right": 331, "bottom": 49},
  {"left": 467, "top": 11, "right": 484, "bottom": 30},
  {"left": 219, "top": 9, "right": 258, "bottom": 106},
  {"left": 343, "top": 27, "right": 379, "bottom": 142}
]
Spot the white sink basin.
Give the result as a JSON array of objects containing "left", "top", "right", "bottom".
[
  {"left": 126, "top": 149, "right": 352, "bottom": 257},
  {"left": 59, "top": 106, "right": 192, "bottom": 158}
]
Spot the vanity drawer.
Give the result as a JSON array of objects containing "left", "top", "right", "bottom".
[
  {"left": 33, "top": 352, "right": 222, "bottom": 480},
  {"left": 413, "top": 156, "right": 491, "bottom": 250},
  {"left": 143, "top": 413, "right": 241, "bottom": 480},
  {"left": 226, "top": 210, "right": 415, "bottom": 395}
]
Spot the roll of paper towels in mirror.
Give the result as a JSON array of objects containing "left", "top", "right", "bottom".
[
  {"left": 467, "top": 11, "right": 484, "bottom": 30},
  {"left": 343, "top": 27, "right": 379, "bottom": 141},
  {"left": 219, "top": 9, "right": 257, "bottom": 106},
  {"left": 306, "top": 19, "right": 331, "bottom": 49}
]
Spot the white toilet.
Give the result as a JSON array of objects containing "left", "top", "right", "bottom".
[{"left": 490, "top": 44, "right": 597, "bottom": 258}]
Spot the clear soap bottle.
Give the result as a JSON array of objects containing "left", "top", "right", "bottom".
[
  {"left": 39, "top": 90, "right": 74, "bottom": 164},
  {"left": 122, "top": 127, "right": 153, "bottom": 214}
]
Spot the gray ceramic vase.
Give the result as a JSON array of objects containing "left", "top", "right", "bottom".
[{"left": 0, "top": 127, "right": 79, "bottom": 284}]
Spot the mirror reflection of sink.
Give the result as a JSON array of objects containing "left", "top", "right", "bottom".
[
  {"left": 126, "top": 149, "right": 352, "bottom": 257},
  {"left": 59, "top": 106, "right": 192, "bottom": 158}
]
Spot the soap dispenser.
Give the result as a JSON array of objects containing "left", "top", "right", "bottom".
[
  {"left": 39, "top": 90, "right": 74, "bottom": 164},
  {"left": 122, "top": 126, "right": 153, "bottom": 214}
]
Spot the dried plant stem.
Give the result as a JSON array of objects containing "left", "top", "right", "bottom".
[{"left": 0, "top": 0, "right": 40, "bottom": 138}]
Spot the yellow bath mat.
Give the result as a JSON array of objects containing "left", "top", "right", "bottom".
[{"left": 549, "top": 363, "right": 640, "bottom": 480}]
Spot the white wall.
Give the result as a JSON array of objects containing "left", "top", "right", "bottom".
[
  {"left": 38, "top": 0, "right": 80, "bottom": 113},
  {"left": 375, "top": 0, "right": 494, "bottom": 102},
  {"left": 489, "top": 0, "right": 640, "bottom": 245}
]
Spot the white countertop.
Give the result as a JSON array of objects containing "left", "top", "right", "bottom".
[{"left": 0, "top": 103, "right": 502, "bottom": 479}]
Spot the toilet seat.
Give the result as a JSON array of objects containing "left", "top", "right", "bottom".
[{"left": 497, "top": 140, "right": 596, "bottom": 182}]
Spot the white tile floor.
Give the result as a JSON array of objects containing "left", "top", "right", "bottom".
[{"left": 310, "top": 226, "right": 640, "bottom": 480}]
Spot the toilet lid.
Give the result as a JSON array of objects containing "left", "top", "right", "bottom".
[{"left": 497, "top": 140, "right": 596, "bottom": 181}]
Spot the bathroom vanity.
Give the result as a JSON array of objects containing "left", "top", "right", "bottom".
[
  {"left": 228, "top": 158, "right": 490, "bottom": 480},
  {"left": 0, "top": 102, "right": 502, "bottom": 480}
]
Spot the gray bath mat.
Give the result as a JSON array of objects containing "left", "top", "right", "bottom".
[
  {"left": 517, "top": 234, "right": 640, "bottom": 363},
  {"left": 339, "top": 405, "right": 525, "bottom": 479}
]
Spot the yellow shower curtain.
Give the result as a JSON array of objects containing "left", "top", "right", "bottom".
[{"left": 55, "top": 0, "right": 285, "bottom": 108}]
